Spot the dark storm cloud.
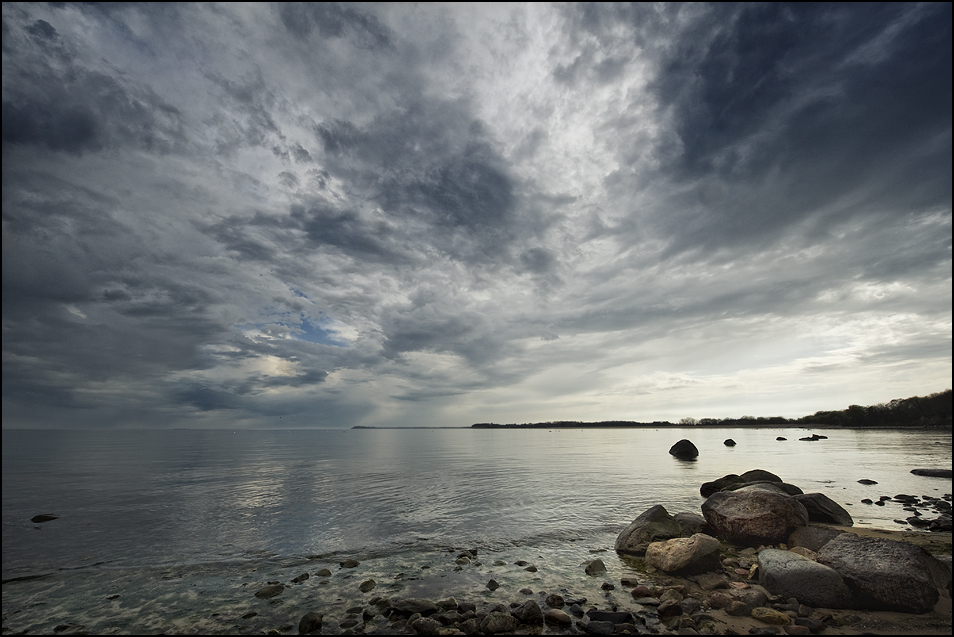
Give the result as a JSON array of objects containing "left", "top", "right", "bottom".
[
  {"left": 569, "top": 3, "right": 951, "bottom": 254},
  {"left": 1, "top": 3, "right": 949, "bottom": 428},
  {"left": 278, "top": 2, "right": 392, "bottom": 50},
  {"left": 2, "top": 14, "right": 185, "bottom": 154}
]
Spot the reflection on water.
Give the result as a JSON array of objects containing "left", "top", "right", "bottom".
[
  {"left": 3, "top": 427, "right": 950, "bottom": 576},
  {"left": 2, "top": 427, "right": 950, "bottom": 634}
]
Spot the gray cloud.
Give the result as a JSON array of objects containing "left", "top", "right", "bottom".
[{"left": 2, "top": 3, "right": 949, "bottom": 428}]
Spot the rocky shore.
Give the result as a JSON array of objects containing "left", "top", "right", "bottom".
[
  {"left": 10, "top": 469, "right": 951, "bottom": 636},
  {"left": 233, "top": 469, "right": 950, "bottom": 636}
]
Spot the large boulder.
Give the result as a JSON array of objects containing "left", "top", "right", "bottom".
[
  {"left": 724, "top": 481, "right": 804, "bottom": 496},
  {"left": 674, "top": 511, "right": 711, "bottom": 536},
  {"left": 788, "top": 524, "right": 844, "bottom": 552},
  {"left": 700, "top": 470, "right": 785, "bottom": 498},
  {"left": 817, "top": 533, "right": 949, "bottom": 613},
  {"left": 795, "top": 493, "right": 853, "bottom": 526},
  {"left": 739, "top": 469, "right": 783, "bottom": 483},
  {"left": 702, "top": 489, "right": 809, "bottom": 546},
  {"left": 615, "top": 504, "right": 682, "bottom": 555},
  {"left": 669, "top": 439, "right": 698, "bottom": 459},
  {"left": 758, "top": 548, "right": 851, "bottom": 608},
  {"left": 645, "top": 533, "right": 722, "bottom": 575}
]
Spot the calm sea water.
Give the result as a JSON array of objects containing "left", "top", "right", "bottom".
[{"left": 2, "top": 427, "right": 951, "bottom": 634}]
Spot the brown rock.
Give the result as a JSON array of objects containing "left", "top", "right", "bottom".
[
  {"left": 702, "top": 489, "right": 809, "bottom": 546},
  {"left": 645, "top": 533, "right": 722, "bottom": 575},
  {"left": 751, "top": 607, "right": 792, "bottom": 625}
]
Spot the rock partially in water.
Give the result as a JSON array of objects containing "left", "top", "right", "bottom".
[
  {"left": 615, "top": 504, "right": 682, "bottom": 555},
  {"left": 669, "top": 439, "right": 698, "bottom": 459},
  {"left": 724, "top": 438, "right": 737, "bottom": 446},
  {"left": 359, "top": 579, "right": 376, "bottom": 592},
  {"left": 794, "top": 493, "right": 854, "bottom": 526},
  {"left": 544, "top": 608, "right": 572, "bottom": 626},
  {"left": 291, "top": 572, "right": 309, "bottom": 584},
  {"left": 584, "top": 559, "right": 606, "bottom": 575},
  {"left": 315, "top": 568, "right": 332, "bottom": 577},
  {"left": 911, "top": 468, "right": 953, "bottom": 478},
  {"left": 858, "top": 479, "right": 878, "bottom": 485},
  {"left": 339, "top": 559, "right": 360, "bottom": 568},
  {"left": 486, "top": 578, "right": 500, "bottom": 590},
  {"left": 30, "top": 514, "right": 58, "bottom": 523}
]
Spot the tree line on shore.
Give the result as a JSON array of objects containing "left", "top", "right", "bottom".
[{"left": 472, "top": 389, "right": 952, "bottom": 429}]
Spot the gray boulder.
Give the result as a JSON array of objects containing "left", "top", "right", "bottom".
[
  {"left": 740, "top": 469, "right": 783, "bottom": 483},
  {"left": 669, "top": 439, "right": 698, "bottom": 458},
  {"left": 479, "top": 611, "right": 519, "bottom": 634},
  {"left": 723, "top": 481, "right": 804, "bottom": 496},
  {"left": 511, "top": 599, "right": 544, "bottom": 625},
  {"left": 817, "top": 533, "right": 948, "bottom": 613},
  {"left": 644, "top": 533, "right": 722, "bottom": 575},
  {"left": 758, "top": 548, "right": 851, "bottom": 608},
  {"left": 795, "top": 493, "right": 853, "bottom": 526},
  {"left": 788, "top": 524, "right": 844, "bottom": 552},
  {"left": 702, "top": 489, "right": 809, "bottom": 546},
  {"left": 615, "top": 504, "right": 682, "bottom": 555},
  {"left": 700, "top": 474, "right": 747, "bottom": 497},
  {"left": 674, "top": 511, "right": 711, "bottom": 536},
  {"left": 298, "top": 612, "right": 323, "bottom": 635}
]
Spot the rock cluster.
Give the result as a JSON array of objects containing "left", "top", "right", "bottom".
[{"left": 613, "top": 467, "right": 953, "bottom": 617}]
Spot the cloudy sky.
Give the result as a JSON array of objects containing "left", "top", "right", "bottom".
[{"left": 2, "top": 3, "right": 951, "bottom": 429}]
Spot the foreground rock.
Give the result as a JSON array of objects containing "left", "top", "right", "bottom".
[
  {"left": 669, "top": 439, "right": 698, "bottom": 459},
  {"left": 817, "top": 533, "right": 950, "bottom": 613},
  {"left": 615, "top": 505, "right": 682, "bottom": 555},
  {"left": 758, "top": 548, "right": 851, "bottom": 608},
  {"left": 700, "top": 469, "right": 784, "bottom": 497},
  {"left": 702, "top": 487, "right": 809, "bottom": 545},
  {"left": 795, "top": 492, "right": 854, "bottom": 526},
  {"left": 645, "top": 533, "right": 721, "bottom": 575}
]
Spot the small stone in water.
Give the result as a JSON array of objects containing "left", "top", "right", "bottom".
[
  {"left": 340, "top": 559, "right": 360, "bottom": 568},
  {"left": 487, "top": 579, "right": 500, "bottom": 590}
]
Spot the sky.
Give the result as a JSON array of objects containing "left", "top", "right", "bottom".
[{"left": 2, "top": 3, "right": 951, "bottom": 429}]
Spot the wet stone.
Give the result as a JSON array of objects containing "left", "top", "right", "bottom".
[
  {"left": 340, "top": 559, "right": 360, "bottom": 568},
  {"left": 315, "top": 568, "right": 332, "bottom": 577},
  {"left": 359, "top": 579, "right": 376, "bottom": 592},
  {"left": 486, "top": 578, "right": 500, "bottom": 590},
  {"left": 254, "top": 584, "right": 284, "bottom": 599}
]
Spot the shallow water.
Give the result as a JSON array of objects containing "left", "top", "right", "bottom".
[{"left": 2, "top": 427, "right": 951, "bottom": 634}]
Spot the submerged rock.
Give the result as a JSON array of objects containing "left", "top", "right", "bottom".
[
  {"left": 911, "top": 468, "right": 953, "bottom": 478},
  {"left": 30, "top": 514, "right": 58, "bottom": 523},
  {"left": 584, "top": 559, "right": 606, "bottom": 575}
]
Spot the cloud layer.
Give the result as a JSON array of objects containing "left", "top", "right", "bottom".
[{"left": 3, "top": 3, "right": 950, "bottom": 428}]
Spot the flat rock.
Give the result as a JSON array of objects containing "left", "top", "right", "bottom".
[
  {"left": 817, "top": 533, "right": 948, "bottom": 613},
  {"left": 645, "top": 533, "right": 722, "bottom": 575},
  {"left": 795, "top": 493, "right": 853, "bottom": 526},
  {"left": 615, "top": 504, "right": 682, "bottom": 555},
  {"left": 757, "top": 548, "right": 851, "bottom": 608},
  {"left": 911, "top": 468, "right": 953, "bottom": 478},
  {"left": 389, "top": 598, "right": 438, "bottom": 615},
  {"left": 702, "top": 489, "right": 809, "bottom": 546},
  {"left": 30, "top": 514, "right": 58, "bottom": 523},
  {"left": 751, "top": 607, "right": 792, "bottom": 625}
]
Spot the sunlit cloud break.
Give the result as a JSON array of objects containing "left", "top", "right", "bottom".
[{"left": 2, "top": 3, "right": 950, "bottom": 428}]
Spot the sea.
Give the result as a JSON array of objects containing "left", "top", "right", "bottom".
[{"left": 2, "top": 426, "right": 951, "bottom": 634}]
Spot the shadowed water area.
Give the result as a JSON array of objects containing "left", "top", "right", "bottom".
[{"left": 2, "top": 427, "right": 951, "bottom": 634}]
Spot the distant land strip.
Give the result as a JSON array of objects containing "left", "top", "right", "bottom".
[{"left": 470, "top": 390, "right": 952, "bottom": 430}]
